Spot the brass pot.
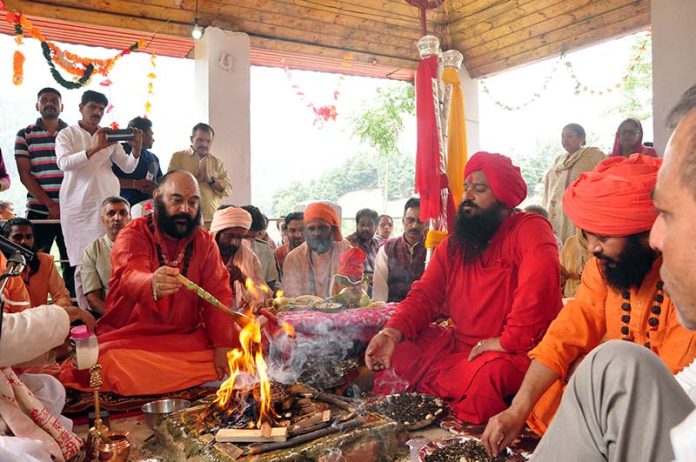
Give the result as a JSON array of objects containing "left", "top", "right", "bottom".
[{"left": 95, "top": 431, "right": 130, "bottom": 461}]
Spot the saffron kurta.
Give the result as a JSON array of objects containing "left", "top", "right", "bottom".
[
  {"left": 59, "top": 217, "right": 238, "bottom": 395},
  {"left": 376, "top": 213, "right": 562, "bottom": 424},
  {"left": 527, "top": 257, "right": 696, "bottom": 435},
  {"left": 0, "top": 252, "right": 31, "bottom": 313},
  {"left": 24, "top": 253, "right": 72, "bottom": 308},
  {"left": 282, "top": 240, "right": 352, "bottom": 298}
]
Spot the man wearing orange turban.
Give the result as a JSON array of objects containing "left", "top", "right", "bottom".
[
  {"left": 483, "top": 154, "right": 696, "bottom": 450},
  {"left": 366, "top": 152, "right": 562, "bottom": 424},
  {"left": 282, "top": 202, "right": 350, "bottom": 298}
]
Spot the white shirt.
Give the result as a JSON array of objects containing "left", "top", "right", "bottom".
[
  {"left": 672, "top": 359, "right": 696, "bottom": 461},
  {"left": 56, "top": 125, "right": 138, "bottom": 265}
]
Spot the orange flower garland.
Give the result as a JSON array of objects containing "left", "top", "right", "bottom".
[
  {"left": 144, "top": 54, "right": 157, "bottom": 116},
  {"left": 6, "top": 11, "right": 146, "bottom": 88},
  {"left": 12, "top": 50, "right": 24, "bottom": 85}
]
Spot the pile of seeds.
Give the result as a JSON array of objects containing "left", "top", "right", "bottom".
[
  {"left": 370, "top": 393, "right": 444, "bottom": 428},
  {"left": 423, "top": 439, "right": 511, "bottom": 462}
]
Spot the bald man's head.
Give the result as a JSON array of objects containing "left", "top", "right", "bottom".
[{"left": 154, "top": 169, "right": 202, "bottom": 239}]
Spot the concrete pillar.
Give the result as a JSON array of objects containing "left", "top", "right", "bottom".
[
  {"left": 194, "top": 27, "right": 251, "bottom": 205},
  {"left": 651, "top": 0, "right": 696, "bottom": 151},
  {"left": 459, "top": 66, "right": 480, "bottom": 156}
]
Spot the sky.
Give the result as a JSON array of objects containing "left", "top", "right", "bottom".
[{"left": 0, "top": 28, "right": 650, "bottom": 216}]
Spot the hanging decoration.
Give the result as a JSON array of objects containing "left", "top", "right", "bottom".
[
  {"left": 12, "top": 50, "right": 24, "bottom": 85},
  {"left": 144, "top": 54, "right": 158, "bottom": 116},
  {"left": 481, "top": 32, "right": 651, "bottom": 111},
  {"left": 282, "top": 60, "right": 344, "bottom": 128},
  {"left": 6, "top": 12, "right": 146, "bottom": 89}
]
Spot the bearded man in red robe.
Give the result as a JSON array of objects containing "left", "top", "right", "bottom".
[
  {"left": 365, "top": 151, "right": 563, "bottom": 424},
  {"left": 60, "top": 170, "right": 238, "bottom": 395}
]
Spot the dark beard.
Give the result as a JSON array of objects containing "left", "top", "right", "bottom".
[
  {"left": 218, "top": 241, "right": 239, "bottom": 260},
  {"left": 155, "top": 198, "right": 201, "bottom": 239},
  {"left": 597, "top": 233, "right": 657, "bottom": 292},
  {"left": 452, "top": 201, "right": 507, "bottom": 262},
  {"left": 306, "top": 234, "right": 333, "bottom": 254}
]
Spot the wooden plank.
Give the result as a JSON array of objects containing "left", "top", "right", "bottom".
[
  {"left": 460, "top": 1, "right": 649, "bottom": 70},
  {"left": 462, "top": 0, "right": 639, "bottom": 58},
  {"left": 249, "top": 35, "right": 418, "bottom": 71},
  {"left": 448, "top": 0, "right": 536, "bottom": 26},
  {"left": 449, "top": 0, "right": 566, "bottom": 40},
  {"left": 215, "top": 427, "right": 288, "bottom": 443},
  {"left": 32, "top": 0, "right": 419, "bottom": 62},
  {"left": 467, "top": 12, "right": 650, "bottom": 77},
  {"left": 133, "top": 0, "right": 428, "bottom": 40},
  {"left": 6, "top": 0, "right": 192, "bottom": 37}
]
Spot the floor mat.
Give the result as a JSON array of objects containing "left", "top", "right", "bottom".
[{"left": 64, "top": 386, "right": 213, "bottom": 414}]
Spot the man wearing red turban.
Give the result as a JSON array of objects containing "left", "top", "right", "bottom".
[
  {"left": 366, "top": 152, "right": 562, "bottom": 424},
  {"left": 282, "top": 202, "right": 350, "bottom": 297},
  {"left": 483, "top": 154, "right": 696, "bottom": 451}
]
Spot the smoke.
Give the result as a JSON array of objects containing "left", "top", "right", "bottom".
[{"left": 266, "top": 319, "right": 368, "bottom": 389}]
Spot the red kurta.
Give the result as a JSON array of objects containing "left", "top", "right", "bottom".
[
  {"left": 60, "top": 217, "right": 238, "bottom": 395},
  {"left": 375, "top": 213, "right": 562, "bottom": 423}
]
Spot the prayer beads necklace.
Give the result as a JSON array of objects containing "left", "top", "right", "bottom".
[
  {"left": 620, "top": 280, "right": 664, "bottom": 349},
  {"left": 147, "top": 214, "right": 194, "bottom": 277}
]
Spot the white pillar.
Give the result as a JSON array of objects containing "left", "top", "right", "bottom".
[
  {"left": 459, "top": 67, "right": 480, "bottom": 156},
  {"left": 194, "top": 27, "right": 251, "bottom": 205},
  {"left": 651, "top": 0, "right": 696, "bottom": 152}
]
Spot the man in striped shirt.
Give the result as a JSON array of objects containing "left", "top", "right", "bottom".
[{"left": 14, "top": 87, "right": 74, "bottom": 295}]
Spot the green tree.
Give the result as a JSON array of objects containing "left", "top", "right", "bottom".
[
  {"left": 351, "top": 83, "right": 415, "bottom": 210},
  {"left": 615, "top": 33, "right": 652, "bottom": 120}
]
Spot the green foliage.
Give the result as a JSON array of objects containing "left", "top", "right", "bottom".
[
  {"left": 270, "top": 82, "right": 416, "bottom": 215},
  {"left": 616, "top": 34, "right": 652, "bottom": 120},
  {"left": 515, "top": 136, "right": 558, "bottom": 204},
  {"left": 270, "top": 150, "right": 415, "bottom": 216},
  {"left": 351, "top": 84, "right": 415, "bottom": 157}
]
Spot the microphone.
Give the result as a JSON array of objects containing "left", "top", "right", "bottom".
[{"left": 0, "top": 235, "right": 35, "bottom": 263}]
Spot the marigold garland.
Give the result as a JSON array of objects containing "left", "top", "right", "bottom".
[
  {"left": 282, "top": 61, "right": 343, "bottom": 128},
  {"left": 12, "top": 50, "right": 24, "bottom": 85},
  {"left": 144, "top": 54, "right": 157, "bottom": 116},
  {"left": 6, "top": 11, "right": 145, "bottom": 89}
]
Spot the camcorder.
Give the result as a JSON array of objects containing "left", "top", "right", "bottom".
[{"left": 105, "top": 128, "right": 136, "bottom": 142}]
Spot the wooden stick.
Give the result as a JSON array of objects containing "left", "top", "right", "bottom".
[
  {"left": 215, "top": 427, "right": 288, "bottom": 443},
  {"left": 310, "top": 392, "right": 356, "bottom": 412},
  {"left": 176, "top": 274, "right": 251, "bottom": 328},
  {"left": 287, "top": 419, "right": 334, "bottom": 437},
  {"left": 244, "top": 418, "right": 364, "bottom": 456}
]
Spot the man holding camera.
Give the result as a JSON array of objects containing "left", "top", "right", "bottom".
[{"left": 55, "top": 90, "right": 142, "bottom": 308}]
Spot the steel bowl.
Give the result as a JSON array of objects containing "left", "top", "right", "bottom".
[{"left": 141, "top": 398, "right": 191, "bottom": 429}]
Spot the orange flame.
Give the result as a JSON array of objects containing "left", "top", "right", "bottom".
[{"left": 214, "top": 310, "right": 275, "bottom": 427}]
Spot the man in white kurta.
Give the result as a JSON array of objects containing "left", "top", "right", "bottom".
[{"left": 55, "top": 91, "right": 141, "bottom": 305}]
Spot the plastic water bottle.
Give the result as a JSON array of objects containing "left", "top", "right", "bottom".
[{"left": 70, "top": 325, "right": 99, "bottom": 370}]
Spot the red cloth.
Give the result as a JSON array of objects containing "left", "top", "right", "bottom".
[
  {"left": 609, "top": 118, "right": 657, "bottom": 157},
  {"left": 304, "top": 202, "right": 343, "bottom": 241},
  {"left": 337, "top": 247, "right": 365, "bottom": 282},
  {"left": 562, "top": 154, "right": 661, "bottom": 236},
  {"left": 464, "top": 152, "right": 527, "bottom": 208},
  {"left": 375, "top": 213, "right": 562, "bottom": 423},
  {"left": 59, "top": 217, "right": 238, "bottom": 395},
  {"left": 415, "top": 55, "right": 443, "bottom": 222}
]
